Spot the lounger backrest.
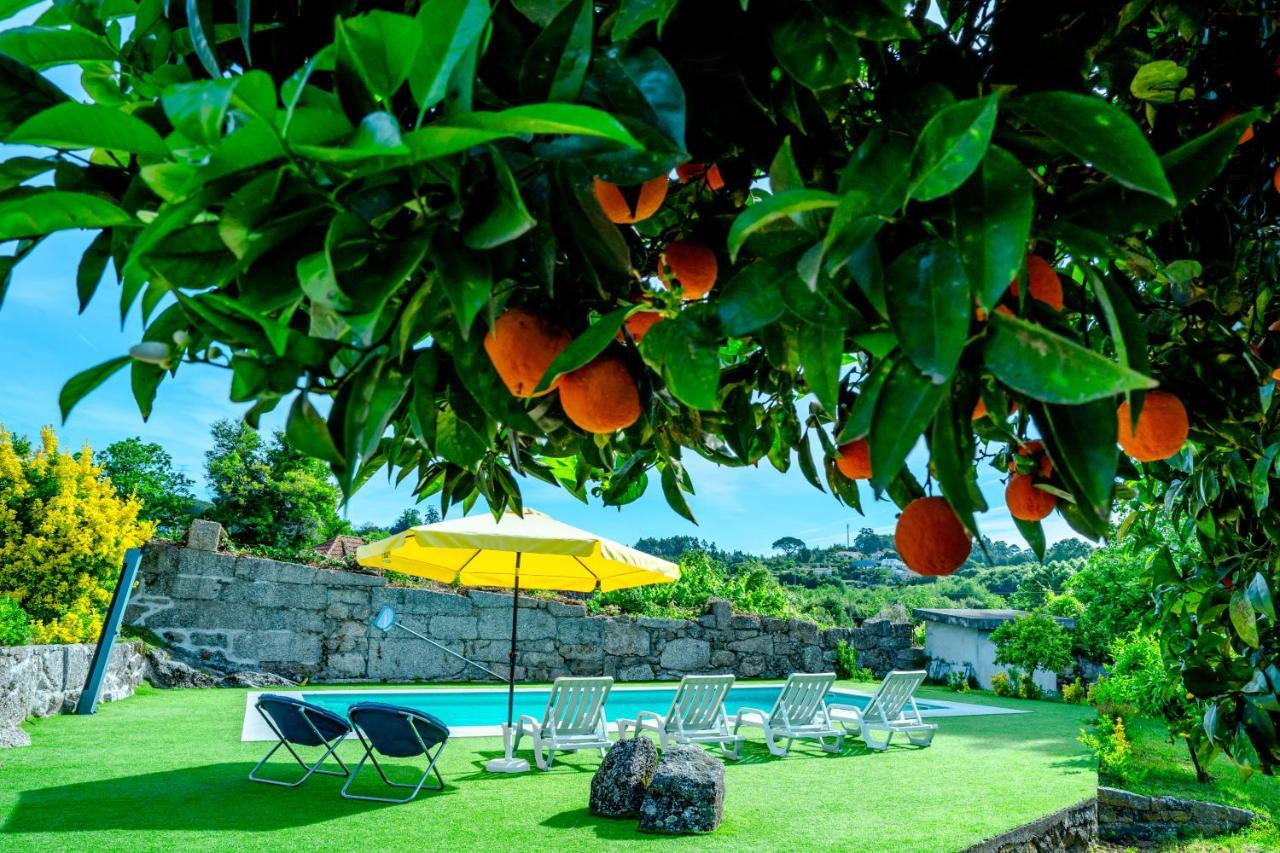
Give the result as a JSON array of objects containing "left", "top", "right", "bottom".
[
  {"left": 256, "top": 694, "right": 351, "bottom": 746},
  {"left": 543, "top": 677, "right": 613, "bottom": 736},
  {"left": 770, "top": 673, "right": 836, "bottom": 726},
  {"left": 863, "top": 670, "right": 927, "bottom": 723},
  {"left": 667, "top": 674, "right": 735, "bottom": 732},
  {"left": 349, "top": 702, "right": 449, "bottom": 758}
]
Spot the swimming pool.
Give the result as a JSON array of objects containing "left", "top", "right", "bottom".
[{"left": 239, "top": 683, "right": 1013, "bottom": 740}]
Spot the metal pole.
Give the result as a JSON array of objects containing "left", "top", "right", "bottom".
[
  {"left": 506, "top": 553, "right": 520, "bottom": 729},
  {"left": 76, "top": 548, "right": 142, "bottom": 715}
]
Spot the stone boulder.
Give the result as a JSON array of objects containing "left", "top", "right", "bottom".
[
  {"left": 0, "top": 724, "right": 31, "bottom": 749},
  {"left": 216, "top": 670, "right": 297, "bottom": 689},
  {"left": 143, "top": 648, "right": 217, "bottom": 688},
  {"left": 590, "top": 737, "right": 658, "bottom": 818},
  {"left": 639, "top": 745, "right": 725, "bottom": 834}
]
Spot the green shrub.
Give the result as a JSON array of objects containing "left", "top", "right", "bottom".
[
  {"left": 990, "top": 610, "right": 1073, "bottom": 685},
  {"left": 991, "top": 671, "right": 1016, "bottom": 697},
  {"left": 1079, "top": 714, "right": 1144, "bottom": 784},
  {"left": 835, "top": 641, "right": 875, "bottom": 681},
  {"left": 0, "top": 594, "right": 31, "bottom": 646},
  {"left": 591, "top": 552, "right": 801, "bottom": 621},
  {"left": 1089, "top": 631, "right": 1176, "bottom": 718},
  {"left": 1016, "top": 672, "right": 1041, "bottom": 700},
  {"left": 946, "top": 669, "right": 972, "bottom": 693},
  {"left": 1061, "top": 677, "right": 1088, "bottom": 705}
]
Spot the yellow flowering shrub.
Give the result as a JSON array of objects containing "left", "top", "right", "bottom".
[{"left": 0, "top": 426, "right": 154, "bottom": 643}]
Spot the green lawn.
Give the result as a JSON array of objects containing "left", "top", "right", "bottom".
[{"left": 0, "top": 682, "right": 1095, "bottom": 852}]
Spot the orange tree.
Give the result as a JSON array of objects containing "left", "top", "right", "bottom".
[{"left": 0, "top": 1, "right": 1277, "bottom": 768}]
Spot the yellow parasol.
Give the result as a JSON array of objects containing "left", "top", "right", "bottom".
[{"left": 356, "top": 508, "right": 679, "bottom": 771}]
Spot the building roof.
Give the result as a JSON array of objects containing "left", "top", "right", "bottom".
[
  {"left": 313, "top": 535, "right": 365, "bottom": 560},
  {"left": 912, "top": 608, "right": 1076, "bottom": 631}
]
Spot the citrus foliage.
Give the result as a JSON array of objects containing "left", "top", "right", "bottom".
[
  {"left": 0, "top": 427, "right": 153, "bottom": 643},
  {"left": 0, "top": 0, "right": 1278, "bottom": 768}
]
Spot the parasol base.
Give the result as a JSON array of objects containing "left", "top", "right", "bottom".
[{"left": 486, "top": 756, "right": 530, "bottom": 773}]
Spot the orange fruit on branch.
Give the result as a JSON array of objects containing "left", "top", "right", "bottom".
[
  {"left": 1006, "top": 474, "right": 1057, "bottom": 521},
  {"left": 1117, "top": 391, "right": 1189, "bottom": 462},
  {"left": 593, "top": 176, "right": 668, "bottom": 224},
  {"left": 659, "top": 240, "right": 718, "bottom": 300},
  {"left": 559, "top": 354, "right": 642, "bottom": 434},
  {"left": 1007, "top": 440, "right": 1052, "bottom": 477},
  {"left": 835, "top": 439, "right": 871, "bottom": 480},
  {"left": 1009, "top": 255, "right": 1064, "bottom": 311},
  {"left": 483, "top": 308, "right": 571, "bottom": 398},
  {"left": 676, "top": 162, "right": 725, "bottom": 190},
  {"left": 894, "top": 496, "right": 972, "bottom": 577},
  {"left": 619, "top": 310, "right": 664, "bottom": 344}
]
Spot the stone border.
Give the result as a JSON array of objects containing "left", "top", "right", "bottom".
[
  {"left": 1097, "top": 786, "right": 1255, "bottom": 845},
  {"left": 963, "top": 798, "right": 1097, "bottom": 852}
]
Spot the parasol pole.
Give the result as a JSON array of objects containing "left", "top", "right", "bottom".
[{"left": 507, "top": 552, "right": 520, "bottom": 729}]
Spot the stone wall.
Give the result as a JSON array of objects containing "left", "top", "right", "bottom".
[
  {"left": 125, "top": 530, "right": 924, "bottom": 683},
  {"left": 0, "top": 641, "right": 146, "bottom": 729},
  {"left": 963, "top": 799, "right": 1097, "bottom": 852},
  {"left": 1097, "top": 786, "right": 1255, "bottom": 845}
]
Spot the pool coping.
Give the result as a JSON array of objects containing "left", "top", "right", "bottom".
[{"left": 240, "top": 683, "right": 1023, "bottom": 741}]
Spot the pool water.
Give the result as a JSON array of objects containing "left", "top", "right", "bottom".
[{"left": 301, "top": 685, "right": 941, "bottom": 728}]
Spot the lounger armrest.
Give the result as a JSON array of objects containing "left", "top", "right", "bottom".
[
  {"left": 827, "top": 703, "right": 863, "bottom": 722},
  {"left": 634, "top": 710, "right": 665, "bottom": 731},
  {"left": 733, "top": 706, "right": 770, "bottom": 727},
  {"left": 515, "top": 714, "right": 542, "bottom": 734}
]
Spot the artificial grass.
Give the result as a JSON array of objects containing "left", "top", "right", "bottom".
[{"left": 0, "top": 682, "right": 1095, "bottom": 852}]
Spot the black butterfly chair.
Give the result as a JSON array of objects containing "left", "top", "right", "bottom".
[
  {"left": 249, "top": 694, "right": 352, "bottom": 787},
  {"left": 341, "top": 702, "right": 450, "bottom": 803}
]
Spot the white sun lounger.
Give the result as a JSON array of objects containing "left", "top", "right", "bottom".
[
  {"left": 616, "top": 674, "right": 744, "bottom": 759},
  {"left": 731, "top": 672, "right": 844, "bottom": 757},
  {"left": 828, "top": 669, "right": 937, "bottom": 751},
  {"left": 510, "top": 676, "right": 613, "bottom": 771}
]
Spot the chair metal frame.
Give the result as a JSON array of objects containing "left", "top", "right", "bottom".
[
  {"left": 341, "top": 709, "right": 449, "bottom": 804},
  {"left": 248, "top": 700, "right": 351, "bottom": 787}
]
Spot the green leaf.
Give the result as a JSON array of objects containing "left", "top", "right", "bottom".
[
  {"left": 1130, "top": 60, "right": 1188, "bottom": 104},
  {"left": 287, "top": 393, "right": 344, "bottom": 465},
  {"left": 76, "top": 229, "right": 112, "bottom": 312},
  {"left": 1230, "top": 589, "right": 1260, "bottom": 649},
  {"left": 1011, "top": 91, "right": 1174, "bottom": 204},
  {"left": 0, "top": 26, "right": 114, "bottom": 68},
  {"left": 984, "top": 312, "right": 1157, "bottom": 404},
  {"left": 237, "top": 0, "right": 252, "bottom": 63},
  {"left": 59, "top": 355, "right": 129, "bottom": 421},
  {"left": 0, "top": 1, "right": 42, "bottom": 23},
  {"left": 9, "top": 103, "right": 169, "bottom": 158},
  {"left": 717, "top": 259, "right": 790, "bottom": 335},
  {"left": 534, "top": 307, "right": 630, "bottom": 394},
  {"left": 451, "top": 104, "right": 643, "bottom": 148},
  {"left": 612, "top": 0, "right": 678, "bottom": 40},
  {"left": 885, "top": 241, "right": 970, "bottom": 381},
  {"left": 1013, "top": 516, "right": 1046, "bottom": 561},
  {"left": 640, "top": 313, "right": 720, "bottom": 410},
  {"left": 433, "top": 236, "right": 492, "bottom": 334},
  {"left": 0, "top": 156, "right": 53, "bottom": 192},
  {"left": 838, "top": 352, "right": 895, "bottom": 443},
  {"left": 798, "top": 323, "right": 843, "bottom": 414},
  {"left": 521, "top": 0, "right": 592, "bottom": 103},
  {"left": 0, "top": 191, "right": 133, "bottom": 240},
  {"left": 660, "top": 462, "right": 697, "bottom": 523},
  {"left": 910, "top": 95, "right": 997, "bottom": 202},
  {"left": 1031, "top": 399, "right": 1117, "bottom": 530},
  {"left": 463, "top": 151, "right": 537, "bottom": 250},
  {"left": 410, "top": 0, "right": 490, "bottom": 110},
  {"left": 185, "top": 0, "right": 220, "bottom": 78},
  {"left": 727, "top": 190, "right": 838, "bottom": 261},
  {"left": 0, "top": 52, "right": 69, "bottom": 136},
  {"left": 1247, "top": 573, "right": 1275, "bottom": 623},
  {"left": 929, "top": 385, "right": 985, "bottom": 537},
  {"left": 771, "top": 5, "right": 860, "bottom": 91},
  {"left": 868, "top": 358, "right": 946, "bottom": 492},
  {"left": 335, "top": 11, "right": 422, "bottom": 102},
  {"left": 824, "top": 131, "right": 911, "bottom": 272},
  {"left": 954, "top": 145, "right": 1033, "bottom": 311},
  {"left": 162, "top": 78, "right": 238, "bottom": 146}
]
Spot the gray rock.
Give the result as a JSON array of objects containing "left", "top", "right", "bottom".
[
  {"left": 0, "top": 724, "right": 32, "bottom": 749},
  {"left": 604, "top": 623, "right": 650, "bottom": 657},
  {"left": 617, "top": 663, "right": 656, "bottom": 681},
  {"left": 590, "top": 737, "right": 658, "bottom": 818},
  {"left": 638, "top": 744, "right": 725, "bottom": 834},
  {"left": 186, "top": 519, "right": 224, "bottom": 551},
  {"left": 216, "top": 670, "right": 296, "bottom": 688},
  {"left": 660, "top": 638, "right": 711, "bottom": 671},
  {"left": 144, "top": 648, "right": 217, "bottom": 688}
]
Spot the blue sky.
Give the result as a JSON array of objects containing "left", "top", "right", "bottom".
[{"left": 0, "top": 2, "right": 1074, "bottom": 555}]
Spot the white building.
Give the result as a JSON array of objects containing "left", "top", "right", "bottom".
[{"left": 914, "top": 608, "right": 1076, "bottom": 694}]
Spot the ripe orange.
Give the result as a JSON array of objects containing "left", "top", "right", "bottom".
[
  {"left": 558, "top": 354, "right": 642, "bottom": 434},
  {"left": 593, "top": 176, "right": 668, "bottom": 224},
  {"left": 483, "top": 308, "right": 571, "bottom": 398},
  {"left": 894, "top": 496, "right": 972, "bottom": 577},
  {"left": 659, "top": 240, "right": 718, "bottom": 300},
  {"left": 835, "top": 439, "right": 871, "bottom": 480},
  {"left": 1007, "top": 440, "right": 1052, "bottom": 477},
  {"left": 1117, "top": 391, "right": 1189, "bottom": 462},
  {"left": 1006, "top": 474, "right": 1057, "bottom": 521},
  {"left": 1009, "top": 255, "right": 1065, "bottom": 311},
  {"left": 972, "top": 398, "right": 988, "bottom": 420},
  {"left": 676, "top": 162, "right": 725, "bottom": 190},
  {"left": 1272, "top": 367, "right": 1280, "bottom": 383},
  {"left": 619, "top": 311, "right": 664, "bottom": 344},
  {"left": 1273, "top": 165, "right": 1280, "bottom": 194},
  {"left": 1219, "top": 111, "right": 1253, "bottom": 145}
]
